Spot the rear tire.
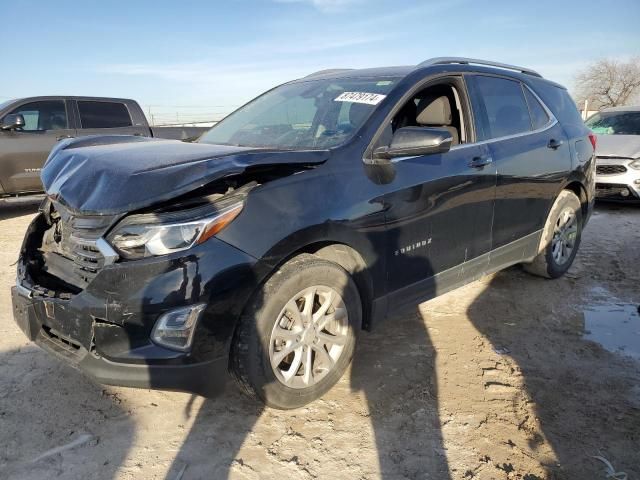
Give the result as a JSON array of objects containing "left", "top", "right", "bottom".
[
  {"left": 230, "top": 254, "right": 360, "bottom": 409},
  {"left": 523, "top": 190, "right": 582, "bottom": 279}
]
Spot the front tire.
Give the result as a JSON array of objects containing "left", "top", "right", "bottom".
[
  {"left": 231, "top": 254, "right": 361, "bottom": 409},
  {"left": 523, "top": 190, "right": 583, "bottom": 279}
]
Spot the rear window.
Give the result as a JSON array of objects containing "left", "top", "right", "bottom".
[
  {"left": 530, "top": 81, "right": 583, "bottom": 133},
  {"left": 585, "top": 111, "right": 640, "bottom": 135},
  {"left": 78, "top": 101, "right": 132, "bottom": 129},
  {"left": 523, "top": 88, "right": 550, "bottom": 130}
]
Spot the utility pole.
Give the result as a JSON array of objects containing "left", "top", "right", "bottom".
[{"left": 583, "top": 99, "right": 589, "bottom": 120}]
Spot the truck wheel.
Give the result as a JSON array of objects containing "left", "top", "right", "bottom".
[
  {"left": 231, "top": 254, "right": 360, "bottom": 409},
  {"left": 523, "top": 190, "right": 582, "bottom": 279}
]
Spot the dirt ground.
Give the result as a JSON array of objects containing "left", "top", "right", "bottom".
[{"left": 0, "top": 201, "right": 638, "bottom": 480}]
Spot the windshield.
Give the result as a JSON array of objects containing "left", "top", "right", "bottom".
[
  {"left": 0, "top": 99, "right": 16, "bottom": 112},
  {"left": 586, "top": 111, "right": 640, "bottom": 135},
  {"left": 199, "top": 78, "right": 399, "bottom": 149}
]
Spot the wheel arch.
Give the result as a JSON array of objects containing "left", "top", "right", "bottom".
[
  {"left": 244, "top": 237, "right": 377, "bottom": 333},
  {"left": 561, "top": 179, "right": 589, "bottom": 219},
  {"left": 302, "top": 242, "right": 375, "bottom": 330}
]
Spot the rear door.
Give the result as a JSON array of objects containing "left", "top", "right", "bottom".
[
  {"left": 74, "top": 100, "right": 149, "bottom": 137},
  {"left": 0, "top": 99, "right": 76, "bottom": 193},
  {"left": 466, "top": 75, "right": 571, "bottom": 262}
]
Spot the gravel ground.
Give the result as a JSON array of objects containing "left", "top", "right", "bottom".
[{"left": 0, "top": 202, "right": 638, "bottom": 480}]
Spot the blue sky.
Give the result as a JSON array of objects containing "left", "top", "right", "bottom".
[{"left": 2, "top": 0, "right": 639, "bottom": 123}]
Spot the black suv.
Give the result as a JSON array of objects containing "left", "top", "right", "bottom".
[{"left": 12, "top": 58, "right": 595, "bottom": 409}]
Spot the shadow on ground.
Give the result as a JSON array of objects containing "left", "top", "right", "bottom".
[
  {"left": 467, "top": 267, "right": 640, "bottom": 478},
  {"left": 162, "top": 226, "right": 451, "bottom": 479},
  {"left": 162, "top": 305, "right": 450, "bottom": 479}
]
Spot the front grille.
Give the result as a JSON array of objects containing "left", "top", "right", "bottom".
[
  {"left": 596, "top": 164, "right": 627, "bottom": 175},
  {"left": 38, "top": 326, "right": 84, "bottom": 361},
  {"left": 48, "top": 202, "right": 116, "bottom": 285}
]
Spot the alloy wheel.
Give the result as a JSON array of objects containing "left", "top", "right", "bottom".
[
  {"left": 551, "top": 207, "right": 578, "bottom": 265},
  {"left": 269, "top": 285, "right": 349, "bottom": 389}
]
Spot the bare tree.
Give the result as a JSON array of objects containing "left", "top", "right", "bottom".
[{"left": 574, "top": 57, "right": 640, "bottom": 109}]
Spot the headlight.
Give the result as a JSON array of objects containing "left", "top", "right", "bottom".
[
  {"left": 107, "top": 201, "right": 243, "bottom": 259},
  {"left": 630, "top": 159, "right": 640, "bottom": 170}
]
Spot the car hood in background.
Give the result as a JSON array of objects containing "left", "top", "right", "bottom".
[
  {"left": 42, "top": 136, "right": 329, "bottom": 215},
  {"left": 595, "top": 134, "right": 640, "bottom": 159}
]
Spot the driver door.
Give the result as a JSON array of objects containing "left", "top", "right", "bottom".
[
  {"left": 382, "top": 78, "right": 497, "bottom": 310},
  {"left": 0, "top": 99, "right": 75, "bottom": 194}
]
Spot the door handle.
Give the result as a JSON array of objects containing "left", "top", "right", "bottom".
[
  {"left": 547, "top": 138, "right": 564, "bottom": 150},
  {"left": 56, "top": 135, "right": 75, "bottom": 141},
  {"left": 469, "top": 155, "right": 493, "bottom": 168}
]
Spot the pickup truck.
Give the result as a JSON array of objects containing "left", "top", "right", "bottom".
[{"left": 0, "top": 96, "right": 208, "bottom": 198}]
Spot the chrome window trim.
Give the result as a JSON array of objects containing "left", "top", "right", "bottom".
[
  {"left": 388, "top": 88, "right": 559, "bottom": 160},
  {"left": 522, "top": 83, "right": 555, "bottom": 129},
  {"left": 362, "top": 73, "right": 472, "bottom": 164},
  {"left": 450, "top": 81, "right": 558, "bottom": 151},
  {"left": 382, "top": 120, "right": 558, "bottom": 162},
  {"left": 362, "top": 72, "right": 559, "bottom": 163},
  {"left": 450, "top": 117, "right": 558, "bottom": 151}
]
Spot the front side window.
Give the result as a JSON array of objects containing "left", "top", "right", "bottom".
[
  {"left": 6, "top": 100, "right": 68, "bottom": 131},
  {"left": 470, "top": 76, "right": 532, "bottom": 140},
  {"left": 586, "top": 111, "right": 640, "bottom": 136},
  {"left": 199, "top": 78, "right": 399, "bottom": 149},
  {"left": 78, "top": 101, "right": 132, "bottom": 129}
]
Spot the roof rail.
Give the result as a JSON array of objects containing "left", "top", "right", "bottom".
[
  {"left": 416, "top": 57, "right": 542, "bottom": 78},
  {"left": 305, "top": 68, "right": 354, "bottom": 79}
]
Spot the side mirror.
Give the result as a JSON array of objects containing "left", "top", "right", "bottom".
[
  {"left": 1, "top": 113, "right": 25, "bottom": 131},
  {"left": 373, "top": 126, "right": 453, "bottom": 160}
]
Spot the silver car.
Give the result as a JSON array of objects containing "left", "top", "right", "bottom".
[{"left": 586, "top": 106, "right": 640, "bottom": 202}]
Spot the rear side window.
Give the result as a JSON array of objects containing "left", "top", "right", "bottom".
[
  {"left": 77, "top": 101, "right": 132, "bottom": 129},
  {"left": 7, "top": 100, "right": 68, "bottom": 131},
  {"left": 523, "top": 88, "right": 550, "bottom": 130},
  {"left": 469, "top": 76, "right": 532, "bottom": 140},
  {"left": 531, "top": 81, "right": 583, "bottom": 133}
]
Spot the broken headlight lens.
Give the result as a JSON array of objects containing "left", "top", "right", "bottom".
[{"left": 107, "top": 202, "right": 243, "bottom": 259}]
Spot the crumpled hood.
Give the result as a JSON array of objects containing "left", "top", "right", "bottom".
[
  {"left": 595, "top": 134, "right": 640, "bottom": 159},
  {"left": 42, "top": 136, "right": 329, "bottom": 215}
]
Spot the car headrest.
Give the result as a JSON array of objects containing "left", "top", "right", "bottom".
[{"left": 416, "top": 96, "right": 453, "bottom": 126}]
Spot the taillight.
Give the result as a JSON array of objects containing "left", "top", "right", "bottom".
[{"left": 588, "top": 132, "right": 597, "bottom": 151}]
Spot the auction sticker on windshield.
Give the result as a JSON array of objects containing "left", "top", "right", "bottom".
[{"left": 334, "top": 92, "right": 386, "bottom": 105}]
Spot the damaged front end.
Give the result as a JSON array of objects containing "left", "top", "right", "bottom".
[{"left": 12, "top": 143, "right": 322, "bottom": 395}]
